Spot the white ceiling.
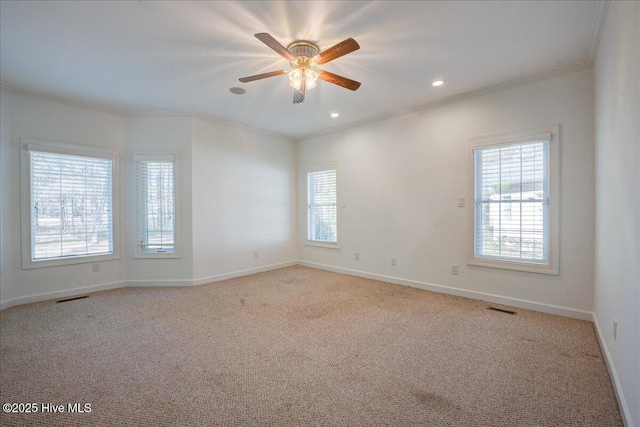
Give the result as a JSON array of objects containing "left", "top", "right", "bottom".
[{"left": 0, "top": 1, "right": 605, "bottom": 140}]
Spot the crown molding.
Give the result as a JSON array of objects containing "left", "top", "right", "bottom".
[
  {"left": 586, "top": 1, "right": 610, "bottom": 64},
  {"left": 3, "top": 60, "right": 594, "bottom": 144},
  {"left": 191, "top": 113, "right": 293, "bottom": 141},
  {"left": 298, "top": 61, "right": 593, "bottom": 141},
  {"left": 125, "top": 111, "right": 292, "bottom": 140},
  {"left": 0, "top": 82, "right": 126, "bottom": 116},
  {"left": 1, "top": 82, "right": 292, "bottom": 141}
]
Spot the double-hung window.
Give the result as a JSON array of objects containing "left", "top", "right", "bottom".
[
  {"left": 21, "top": 139, "right": 119, "bottom": 268},
  {"left": 306, "top": 164, "right": 339, "bottom": 248},
  {"left": 469, "top": 125, "right": 559, "bottom": 274},
  {"left": 133, "top": 152, "right": 178, "bottom": 257}
]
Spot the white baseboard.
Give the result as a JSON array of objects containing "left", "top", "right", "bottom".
[
  {"left": 127, "top": 278, "right": 195, "bottom": 287},
  {"left": 298, "top": 261, "right": 594, "bottom": 321},
  {"left": 0, "top": 261, "right": 592, "bottom": 322},
  {"left": 127, "top": 261, "right": 299, "bottom": 288},
  {"left": 593, "top": 314, "right": 632, "bottom": 427},
  {"left": 0, "top": 280, "right": 126, "bottom": 311},
  {"left": 192, "top": 260, "right": 298, "bottom": 286},
  {"left": 0, "top": 261, "right": 299, "bottom": 309}
]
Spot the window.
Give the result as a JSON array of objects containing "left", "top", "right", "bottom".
[
  {"left": 306, "top": 165, "right": 339, "bottom": 248},
  {"left": 134, "top": 152, "right": 179, "bottom": 257},
  {"left": 21, "top": 139, "right": 119, "bottom": 268},
  {"left": 469, "top": 125, "right": 559, "bottom": 274}
]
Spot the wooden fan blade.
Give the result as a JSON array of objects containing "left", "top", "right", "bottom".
[
  {"left": 255, "top": 33, "right": 295, "bottom": 61},
  {"left": 318, "top": 70, "right": 361, "bottom": 91},
  {"left": 293, "top": 80, "right": 306, "bottom": 104},
  {"left": 239, "top": 70, "right": 287, "bottom": 83},
  {"left": 315, "top": 38, "right": 360, "bottom": 65}
]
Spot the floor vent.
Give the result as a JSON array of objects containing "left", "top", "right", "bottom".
[
  {"left": 57, "top": 295, "right": 89, "bottom": 303},
  {"left": 488, "top": 306, "right": 517, "bottom": 315}
]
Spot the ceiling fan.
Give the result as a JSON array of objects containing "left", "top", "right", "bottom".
[{"left": 239, "top": 33, "right": 361, "bottom": 104}]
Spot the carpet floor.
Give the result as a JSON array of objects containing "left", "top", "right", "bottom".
[{"left": 0, "top": 266, "right": 622, "bottom": 426}]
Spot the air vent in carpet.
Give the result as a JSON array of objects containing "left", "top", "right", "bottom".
[
  {"left": 57, "top": 295, "right": 89, "bottom": 303},
  {"left": 488, "top": 306, "right": 517, "bottom": 315}
]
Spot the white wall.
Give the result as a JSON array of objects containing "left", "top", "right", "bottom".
[
  {"left": 297, "top": 68, "right": 595, "bottom": 318},
  {"left": 125, "top": 115, "right": 194, "bottom": 285},
  {"left": 191, "top": 117, "right": 297, "bottom": 282},
  {"left": 0, "top": 89, "right": 13, "bottom": 299},
  {"left": 0, "top": 90, "right": 126, "bottom": 308},
  {"left": 593, "top": 1, "right": 640, "bottom": 425}
]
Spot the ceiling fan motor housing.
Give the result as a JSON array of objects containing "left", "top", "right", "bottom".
[{"left": 287, "top": 40, "right": 319, "bottom": 63}]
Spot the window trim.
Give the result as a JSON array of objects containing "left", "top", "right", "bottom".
[
  {"left": 305, "top": 162, "right": 341, "bottom": 250},
  {"left": 131, "top": 150, "right": 181, "bottom": 259},
  {"left": 467, "top": 124, "right": 560, "bottom": 275},
  {"left": 20, "top": 138, "right": 120, "bottom": 269}
]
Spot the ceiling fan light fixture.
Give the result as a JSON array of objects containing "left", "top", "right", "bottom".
[
  {"left": 288, "top": 68, "right": 302, "bottom": 89},
  {"left": 305, "top": 68, "right": 319, "bottom": 89},
  {"left": 288, "top": 67, "right": 319, "bottom": 91}
]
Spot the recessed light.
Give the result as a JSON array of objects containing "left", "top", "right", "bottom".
[
  {"left": 330, "top": 112, "right": 339, "bottom": 118},
  {"left": 229, "top": 87, "right": 246, "bottom": 95},
  {"left": 431, "top": 80, "right": 445, "bottom": 87}
]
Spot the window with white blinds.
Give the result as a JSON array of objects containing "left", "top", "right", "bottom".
[
  {"left": 307, "top": 167, "right": 338, "bottom": 246},
  {"left": 469, "top": 126, "right": 559, "bottom": 274},
  {"left": 135, "top": 154, "right": 176, "bottom": 255},
  {"left": 474, "top": 140, "right": 549, "bottom": 262},
  {"left": 21, "top": 140, "right": 119, "bottom": 268}
]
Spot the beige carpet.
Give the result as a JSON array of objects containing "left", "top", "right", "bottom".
[{"left": 0, "top": 266, "right": 622, "bottom": 426}]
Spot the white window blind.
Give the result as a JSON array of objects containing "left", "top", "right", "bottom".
[
  {"left": 473, "top": 139, "right": 550, "bottom": 264},
  {"left": 30, "top": 150, "right": 114, "bottom": 261},
  {"left": 137, "top": 158, "right": 175, "bottom": 253},
  {"left": 307, "top": 169, "right": 337, "bottom": 243}
]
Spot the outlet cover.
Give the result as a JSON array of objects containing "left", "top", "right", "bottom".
[{"left": 451, "top": 264, "right": 459, "bottom": 275}]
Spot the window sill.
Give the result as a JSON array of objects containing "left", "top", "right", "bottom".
[
  {"left": 468, "top": 258, "right": 558, "bottom": 275},
  {"left": 22, "top": 253, "right": 120, "bottom": 270},
  {"left": 306, "top": 241, "right": 341, "bottom": 250},
  {"left": 134, "top": 251, "right": 180, "bottom": 259}
]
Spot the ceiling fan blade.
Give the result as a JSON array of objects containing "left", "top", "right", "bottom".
[
  {"left": 293, "top": 80, "right": 306, "bottom": 104},
  {"left": 318, "top": 70, "right": 361, "bottom": 91},
  {"left": 315, "top": 38, "right": 360, "bottom": 65},
  {"left": 239, "top": 70, "right": 288, "bottom": 83},
  {"left": 255, "top": 33, "right": 295, "bottom": 61}
]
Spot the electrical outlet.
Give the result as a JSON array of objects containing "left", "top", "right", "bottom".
[
  {"left": 253, "top": 251, "right": 258, "bottom": 258},
  {"left": 457, "top": 197, "right": 465, "bottom": 207},
  {"left": 613, "top": 319, "right": 617, "bottom": 340},
  {"left": 92, "top": 263, "right": 100, "bottom": 273},
  {"left": 451, "top": 264, "right": 459, "bottom": 275},
  {"left": 355, "top": 251, "right": 360, "bottom": 260},
  {"left": 391, "top": 257, "right": 397, "bottom": 266}
]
